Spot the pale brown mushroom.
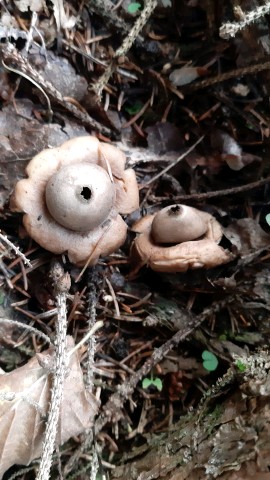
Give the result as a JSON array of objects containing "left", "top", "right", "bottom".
[
  {"left": 45, "top": 163, "right": 115, "bottom": 232},
  {"left": 130, "top": 204, "right": 234, "bottom": 274},
  {"left": 10, "top": 136, "right": 139, "bottom": 265},
  {"left": 151, "top": 204, "right": 212, "bottom": 243}
]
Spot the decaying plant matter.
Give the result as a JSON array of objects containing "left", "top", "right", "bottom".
[
  {"left": 1, "top": 0, "right": 270, "bottom": 479},
  {"left": 0, "top": 336, "right": 98, "bottom": 479}
]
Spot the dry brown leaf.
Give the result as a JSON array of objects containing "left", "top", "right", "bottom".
[
  {"left": 224, "top": 218, "right": 270, "bottom": 255},
  {"left": 41, "top": 51, "right": 88, "bottom": 101},
  {"left": 0, "top": 99, "right": 87, "bottom": 208},
  {"left": 145, "top": 122, "right": 184, "bottom": 155},
  {"left": 0, "top": 336, "right": 99, "bottom": 479}
]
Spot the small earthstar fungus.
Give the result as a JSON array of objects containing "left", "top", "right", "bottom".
[
  {"left": 10, "top": 136, "right": 139, "bottom": 265},
  {"left": 130, "top": 204, "right": 234, "bottom": 274}
]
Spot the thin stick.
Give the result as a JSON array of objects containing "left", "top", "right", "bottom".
[
  {"left": 0, "top": 318, "right": 51, "bottom": 344},
  {"left": 36, "top": 265, "right": 71, "bottom": 480},
  {"left": 1, "top": 43, "right": 114, "bottom": 137},
  {"left": 69, "top": 321, "right": 103, "bottom": 356},
  {"left": 152, "top": 175, "right": 270, "bottom": 202},
  {"left": 182, "top": 61, "right": 270, "bottom": 93},
  {"left": 0, "top": 232, "right": 32, "bottom": 267},
  {"left": 93, "top": 0, "right": 158, "bottom": 98},
  {"left": 94, "top": 297, "right": 237, "bottom": 434},
  {"left": 142, "top": 136, "right": 204, "bottom": 187},
  {"left": 1, "top": 57, "right": 53, "bottom": 122},
  {"left": 63, "top": 269, "right": 101, "bottom": 477},
  {"left": 84, "top": 268, "right": 99, "bottom": 392},
  {"left": 220, "top": 2, "right": 270, "bottom": 39}
]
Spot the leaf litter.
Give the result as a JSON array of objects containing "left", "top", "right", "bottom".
[
  {"left": 0, "top": 336, "right": 98, "bottom": 479},
  {"left": 0, "top": 0, "right": 270, "bottom": 478}
]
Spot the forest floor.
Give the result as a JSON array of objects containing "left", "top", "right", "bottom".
[{"left": 0, "top": 1, "right": 270, "bottom": 479}]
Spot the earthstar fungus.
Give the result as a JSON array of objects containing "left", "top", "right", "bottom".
[
  {"left": 10, "top": 136, "right": 139, "bottom": 265},
  {"left": 130, "top": 204, "right": 234, "bottom": 274}
]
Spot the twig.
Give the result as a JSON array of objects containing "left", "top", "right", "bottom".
[
  {"left": 142, "top": 135, "right": 204, "bottom": 187},
  {"left": 93, "top": 0, "right": 158, "bottom": 98},
  {"left": 36, "top": 263, "right": 71, "bottom": 480},
  {"left": 6, "top": 466, "right": 38, "bottom": 480},
  {"left": 0, "top": 391, "right": 44, "bottom": 416},
  {"left": 0, "top": 318, "right": 52, "bottom": 344},
  {"left": 87, "top": 0, "right": 131, "bottom": 36},
  {"left": 0, "top": 232, "right": 32, "bottom": 268},
  {"left": 182, "top": 61, "right": 270, "bottom": 93},
  {"left": 63, "top": 269, "right": 101, "bottom": 477},
  {"left": 220, "top": 2, "right": 270, "bottom": 39},
  {"left": 90, "top": 448, "right": 100, "bottom": 480},
  {"left": 116, "top": 0, "right": 158, "bottom": 57},
  {"left": 105, "top": 277, "right": 120, "bottom": 318},
  {"left": 0, "top": 43, "right": 114, "bottom": 137},
  {"left": 95, "top": 310, "right": 207, "bottom": 434},
  {"left": 2, "top": 56, "right": 53, "bottom": 121},
  {"left": 151, "top": 175, "right": 270, "bottom": 202},
  {"left": 122, "top": 98, "right": 151, "bottom": 128},
  {"left": 69, "top": 320, "right": 103, "bottom": 356},
  {"left": 62, "top": 40, "right": 138, "bottom": 81},
  {"left": 95, "top": 295, "right": 242, "bottom": 434},
  {"left": 197, "top": 350, "right": 270, "bottom": 421},
  {"left": 85, "top": 267, "right": 99, "bottom": 391}
]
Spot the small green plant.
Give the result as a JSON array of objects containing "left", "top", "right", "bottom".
[
  {"left": 0, "top": 289, "right": 5, "bottom": 305},
  {"left": 125, "top": 100, "right": 143, "bottom": 115},
  {"left": 219, "top": 333, "right": 227, "bottom": 341},
  {"left": 128, "top": 2, "right": 142, "bottom": 14},
  {"left": 142, "top": 373, "right": 163, "bottom": 391},
  {"left": 202, "top": 350, "right": 219, "bottom": 372},
  {"left": 236, "top": 360, "right": 246, "bottom": 372}
]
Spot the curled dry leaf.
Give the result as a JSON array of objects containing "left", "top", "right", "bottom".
[{"left": 0, "top": 336, "right": 99, "bottom": 479}]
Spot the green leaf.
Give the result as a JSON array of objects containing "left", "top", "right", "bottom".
[
  {"left": 125, "top": 101, "right": 143, "bottom": 115},
  {"left": 128, "top": 2, "right": 142, "bottom": 14},
  {"left": 236, "top": 360, "right": 246, "bottom": 372},
  {"left": 0, "top": 289, "right": 5, "bottom": 305},
  {"left": 219, "top": 334, "right": 227, "bottom": 341},
  {"left": 265, "top": 213, "right": 270, "bottom": 226},
  {"left": 142, "top": 378, "right": 152, "bottom": 389},
  {"left": 202, "top": 350, "right": 219, "bottom": 372},
  {"left": 152, "top": 378, "right": 163, "bottom": 391},
  {"left": 142, "top": 377, "right": 163, "bottom": 391}
]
